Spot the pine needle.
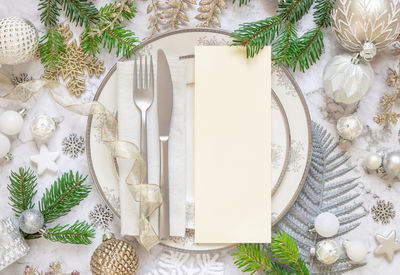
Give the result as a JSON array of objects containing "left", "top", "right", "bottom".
[{"left": 43, "top": 221, "right": 95, "bottom": 244}]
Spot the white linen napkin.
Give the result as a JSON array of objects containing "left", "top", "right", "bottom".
[{"left": 117, "top": 56, "right": 186, "bottom": 237}]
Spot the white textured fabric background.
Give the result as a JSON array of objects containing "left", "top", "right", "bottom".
[{"left": 0, "top": 0, "right": 399, "bottom": 274}]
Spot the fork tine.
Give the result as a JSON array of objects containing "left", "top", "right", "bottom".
[
  {"left": 150, "top": 55, "right": 154, "bottom": 89},
  {"left": 139, "top": 56, "right": 143, "bottom": 89},
  {"left": 144, "top": 56, "right": 148, "bottom": 89},
  {"left": 134, "top": 56, "right": 138, "bottom": 91}
]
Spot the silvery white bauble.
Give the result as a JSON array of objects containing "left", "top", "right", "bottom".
[
  {"left": 314, "top": 240, "right": 341, "bottom": 265},
  {"left": 30, "top": 114, "right": 56, "bottom": 142},
  {"left": 343, "top": 240, "right": 368, "bottom": 263},
  {"left": 19, "top": 209, "right": 44, "bottom": 234},
  {"left": 383, "top": 151, "right": 400, "bottom": 177},
  {"left": 323, "top": 54, "right": 374, "bottom": 104},
  {"left": 336, "top": 115, "right": 363, "bottom": 141},
  {"left": 314, "top": 212, "right": 340, "bottom": 238},
  {"left": 364, "top": 153, "right": 382, "bottom": 170},
  {"left": 0, "top": 17, "right": 38, "bottom": 65},
  {"left": 331, "top": 0, "right": 400, "bottom": 58},
  {"left": 0, "top": 110, "right": 24, "bottom": 136}
]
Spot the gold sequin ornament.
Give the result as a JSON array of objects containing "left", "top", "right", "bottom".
[{"left": 90, "top": 233, "right": 139, "bottom": 275}]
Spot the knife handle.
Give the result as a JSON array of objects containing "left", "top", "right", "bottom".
[
  {"left": 140, "top": 111, "right": 148, "bottom": 182},
  {"left": 159, "top": 137, "right": 170, "bottom": 240}
]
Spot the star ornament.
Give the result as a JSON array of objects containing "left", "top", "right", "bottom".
[
  {"left": 375, "top": 230, "right": 400, "bottom": 262},
  {"left": 30, "top": 145, "right": 59, "bottom": 175}
]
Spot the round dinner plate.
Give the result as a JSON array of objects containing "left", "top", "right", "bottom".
[{"left": 86, "top": 29, "right": 311, "bottom": 252}]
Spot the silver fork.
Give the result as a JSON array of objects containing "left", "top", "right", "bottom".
[{"left": 133, "top": 55, "right": 154, "bottom": 182}]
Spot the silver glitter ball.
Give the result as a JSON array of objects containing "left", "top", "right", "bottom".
[
  {"left": 336, "top": 115, "right": 363, "bottom": 141},
  {"left": 383, "top": 151, "right": 400, "bottom": 177},
  {"left": 312, "top": 239, "right": 341, "bottom": 265},
  {"left": 30, "top": 114, "right": 56, "bottom": 142},
  {"left": 19, "top": 209, "right": 44, "bottom": 234}
]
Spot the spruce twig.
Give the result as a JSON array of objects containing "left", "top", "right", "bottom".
[
  {"left": 39, "top": 171, "right": 91, "bottom": 224},
  {"left": 43, "top": 221, "right": 95, "bottom": 244},
  {"left": 7, "top": 168, "right": 38, "bottom": 217}
]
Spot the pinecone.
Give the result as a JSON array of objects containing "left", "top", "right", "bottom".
[{"left": 90, "top": 233, "right": 139, "bottom": 275}]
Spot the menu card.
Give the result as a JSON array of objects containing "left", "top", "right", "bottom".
[{"left": 194, "top": 46, "right": 271, "bottom": 243}]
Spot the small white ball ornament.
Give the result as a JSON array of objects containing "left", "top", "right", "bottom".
[
  {"left": 314, "top": 212, "right": 340, "bottom": 238},
  {"left": 30, "top": 114, "right": 56, "bottom": 142},
  {"left": 383, "top": 151, "right": 400, "bottom": 177},
  {"left": 0, "top": 133, "right": 11, "bottom": 158},
  {"left": 0, "top": 17, "right": 38, "bottom": 65},
  {"left": 19, "top": 209, "right": 44, "bottom": 234},
  {"left": 364, "top": 153, "right": 383, "bottom": 170},
  {"left": 312, "top": 239, "right": 341, "bottom": 265},
  {"left": 343, "top": 240, "right": 368, "bottom": 263},
  {"left": 0, "top": 110, "right": 24, "bottom": 136},
  {"left": 336, "top": 115, "right": 363, "bottom": 141}
]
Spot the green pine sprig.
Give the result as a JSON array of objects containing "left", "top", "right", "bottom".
[
  {"left": 7, "top": 168, "right": 38, "bottom": 217},
  {"left": 232, "top": 0, "right": 336, "bottom": 71},
  {"left": 232, "top": 231, "right": 309, "bottom": 275},
  {"left": 43, "top": 221, "right": 95, "bottom": 244},
  {"left": 61, "top": 0, "right": 99, "bottom": 27},
  {"left": 39, "top": 171, "right": 91, "bottom": 224},
  {"left": 39, "top": 28, "right": 66, "bottom": 70},
  {"left": 232, "top": 0, "right": 251, "bottom": 6}
]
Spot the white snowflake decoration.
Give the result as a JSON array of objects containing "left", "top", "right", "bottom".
[
  {"left": 62, "top": 133, "right": 85, "bottom": 158},
  {"left": 89, "top": 204, "right": 114, "bottom": 231},
  {"left": 146, "top": 250, "right": 224, "bottom": 275}
]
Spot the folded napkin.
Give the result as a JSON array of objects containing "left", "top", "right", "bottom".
[{"left": 117, "top": 56, "right": 186, "bottom": 238}]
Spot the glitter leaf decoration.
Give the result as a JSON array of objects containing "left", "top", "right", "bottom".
[
  {"left": 41, "top": 24, "right": 105, "bottom": 97},
  {"left": 147, "top": 0, "right": 165, "bottom": 35},
  {"left": 196, "top": 0, "right": 227, "bottom": 28},
  {"left": 163, "top": 0, "right": 197, "bottom": 30}
]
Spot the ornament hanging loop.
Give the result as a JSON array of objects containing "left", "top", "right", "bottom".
[{"left": 360, "top": 42, "right": 377, "bottom": 62}]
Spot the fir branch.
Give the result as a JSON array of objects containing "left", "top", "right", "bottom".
[
  {"left": 39, "top": 171, "right": 91, "bottom": 224},
  {"left": 61, "top": 0, "right": 99, "bottom": 27},
  {"left": 39, "top": 0, "right": 61, "bottom": 27},
  {"left": 43, "top": 221, "right": 95, "bottom": 244},
  {"left": 272, "top": 22, "right": 299, "bottom": 68},
  {"left": 232, "top": 243, "right": 277, "bottom": 274},
  {"left": 278, "top": 0, "right": 314, "bottom": 23},
  {"left": 7, "top": 168, "right": 38, "bottom": 217},
  {"left": 39, "top": 28, "right": 66, "bottom": 70},
  {"left": 232, "top": 0, "right": 250, "bottom": 6}
]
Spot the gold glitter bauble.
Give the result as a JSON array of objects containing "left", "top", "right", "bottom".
[
  {"left": 331, "top": 0, "right": 400, "bottom": 58},
  {"left": 90, "top": 233, "right": 139, "bottom": 275}
]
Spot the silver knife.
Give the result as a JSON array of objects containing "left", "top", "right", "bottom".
[{"left": 157, "top": 49, "right": 173, "bottom": 240}]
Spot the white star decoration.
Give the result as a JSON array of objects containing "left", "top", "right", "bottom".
[
  {"left": 375, "top": 230, "right": 400, "bottom": 262},
  {"left": 30, "top": 145, "right": 59, "bottom": 175}
]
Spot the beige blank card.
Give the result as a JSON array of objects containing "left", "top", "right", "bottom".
[{"left": 194, "top": 46, "right": 271, "bottom": 243}]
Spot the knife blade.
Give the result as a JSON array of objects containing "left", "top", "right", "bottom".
[{"left": 157, "top": 49, "right": 173, "bottom": 239}]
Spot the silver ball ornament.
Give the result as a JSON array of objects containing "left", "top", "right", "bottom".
[
  {"left": 19, "top": 209, "right": 44, "bottom": 234},
  {"left": 30, "top": 114, "right": 56, "bottom": 142},
  {"left": 313, "top": 239, "right": 341, "bottom": 265},
  {"left": 336, "top": 115, "right": 363, "bottom": 141},
  {"left": 383, "top": 151, "right": 400, "bottom": 176},
  {"left": 364, "top": 153, "right": 382, "bottom": 170}
]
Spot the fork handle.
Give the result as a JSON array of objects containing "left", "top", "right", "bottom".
[
  {"left": 159, "top": 137, "right": 170, "bottom": 239},
  {"left": 140, "top": 111, "right": 148, "bottom": 182}
]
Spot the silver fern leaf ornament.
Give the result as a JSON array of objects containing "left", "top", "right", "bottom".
[{"left": 275, "top": 122, "right": 367, "bottom": 274}]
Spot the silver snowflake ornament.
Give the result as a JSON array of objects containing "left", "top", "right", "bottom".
[
  {"left": 371, "top": 200, "right": 396, "bottom": 224},
  {"left": 62, "top": 133, "right": 85, "bottom": 158},
  {"left": 89, "top": 204, "right": 114, "bottom": 231}
]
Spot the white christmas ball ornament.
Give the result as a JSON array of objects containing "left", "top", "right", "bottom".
[
  {"left": 343, "top": 240, "right": 368, "bottom": 263},
  {"left": 0, "top": 133, "right": 10, "bottom": 158},
  {"left": 314, "top": 212, "right": 340, "bottom": 238},
  {"left": 19, "top": 209, "right": 44, "bottom": 234},
  {"left": 30, "top": 114, "right": 56, "bottom": 142},
  {"left": 0, "top": 17, "right": 38, "bottom": 65},
  {"left": 336, "top": 115, "right": 363, "bottom": 141},
  {"left": 383, "top": 151, "right": 400, "bottom": 177},
  {"left": 323, "top": 54, "right": 374, "bottom": 104},
  {"left": 364, "top": 153, "right": 382, "bottom": 170},
  {"left": 313, "top": 240, "right": 341, "bottom": 265},
  {"left": 0, "top": 110, "right": 24, "bottom": 136}
]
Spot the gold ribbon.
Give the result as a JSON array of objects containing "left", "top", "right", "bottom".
[{"left": 0, "top": 73, "right": 162, "bottom": 250}]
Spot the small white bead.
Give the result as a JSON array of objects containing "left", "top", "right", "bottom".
[
  {"left": 364, "top": 153, "right": 382, "bottom": 170},
  {"left": 344, "top": 240, "right": 368, "bottom": 263},
  {"left": 0, "top": 110, "right": 24, "bottom": 135},
  {"left": 315, "top": 212, "right": 340, "bottom": 238},
  {"left": 0, "top": 133, "right": 10, "bottom": 158}
]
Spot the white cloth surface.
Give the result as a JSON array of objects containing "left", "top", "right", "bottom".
[{"left": 117, "top": 57, "right": 186, "bottom": 237}]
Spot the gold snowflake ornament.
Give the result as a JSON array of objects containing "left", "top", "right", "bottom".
[
  {"left": 371, "top": 200, "right": 396, "bottom": 224},
  {"left": 41, "top": 24, "right": 105, "bottom": 97}
]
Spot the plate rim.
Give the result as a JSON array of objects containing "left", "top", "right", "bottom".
[{"left": 86, "top": 28, "right": 312, "bottom": 242}]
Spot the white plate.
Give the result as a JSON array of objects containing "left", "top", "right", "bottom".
[{"left": 86, "top": 29, "right": 311, "bottom": 251}]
